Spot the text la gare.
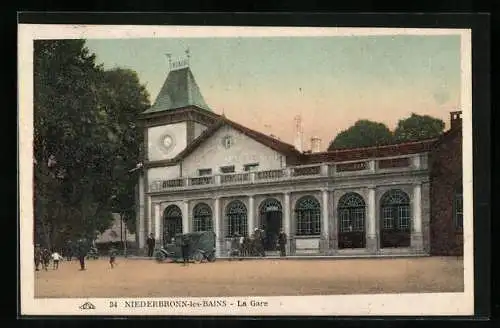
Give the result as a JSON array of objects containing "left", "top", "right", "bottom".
[{"left": 237, "top": 300, "right": 268, "bottom": 307}]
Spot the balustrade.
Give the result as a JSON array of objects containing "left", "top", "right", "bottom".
[
  {"left": 148, "top": 155, "right": 424, "bottom": 192},
  {"left": 220, "top": 172, "right": 250, "bottom": 184},
  {"left": 255, "top": 169, "right": 285, "bottom": 181},
  {"left": 292, "top": 165, "right": 321, "bottom": 177}
]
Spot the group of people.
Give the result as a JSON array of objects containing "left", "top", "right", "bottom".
[
  {"left": 34, "top": 245, "right": 63, "bottom": 271},
  {"left": 34, "top": 239, "right": 119, "bottom": 271},
  {"left": 229, "top": 228, "right": 288, "bottom": 257}
]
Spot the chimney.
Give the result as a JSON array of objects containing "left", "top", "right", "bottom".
[
  {"left": 450, "top": 111, "right": 462, "bottom": 130},
  {"left": 294, "top": 115, "right": 303, "bottom": 152},
  {"left": 311, "top": 136, "right": 322, "bottom": 153}
]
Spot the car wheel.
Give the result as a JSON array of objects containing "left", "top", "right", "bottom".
[
  {"left": 193, "top": 251, "right": 203, "bottom": 264},
  {"left": 155, "top": 252, "right": 166, "bottom": 263},
  {"left": 207, "top": 252, "right": 216, "bottom": 263}
]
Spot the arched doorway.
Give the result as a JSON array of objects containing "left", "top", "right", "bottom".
[
  {"left": 225, "top": 200, "right": 248, "bottom": 237},
  {"left": 192, "top": 202, "right": 213, "bottom": 232},
  {"left": 259, "top": 198, "right": 283, "bottom": 251},
  {"left": 163, "top": 205, "right": 183, "bottom": 244},
  {"left": 338, "top": 192, "right": 366, "bottom": 249},
  {"left": 294, "top": 196, "right": 321, "bottom": 236},
  {"left": 380, "top": 189, "right": 411, "bottom": 248}
]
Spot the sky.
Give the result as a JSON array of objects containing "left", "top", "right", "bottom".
[{"left": 85, "top": 35, "right": 461, "bottom": 151}]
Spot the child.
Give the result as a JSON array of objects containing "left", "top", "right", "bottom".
[
  {"left": 51, "top": 250, "right": 63, "bottom": 270},
  {"left": 109, "top": 247, "right": 117, "bottom": 268}
]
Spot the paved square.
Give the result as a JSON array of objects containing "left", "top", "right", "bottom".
[{"left": 34, "top": 257, "right": 464, "bottom": 298}]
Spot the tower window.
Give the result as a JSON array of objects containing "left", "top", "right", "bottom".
[
  {"left": 244, "top": 163, "right": 259, "bottom": 171},
  {"left": 220, "top": 165, "right": 235, "bottom": 174},
  {"left": 198, "top": 168, "right": 212, "bottom": 176},
  {"left": 222, "top": 135, "right": 233, "bottom": 149}
]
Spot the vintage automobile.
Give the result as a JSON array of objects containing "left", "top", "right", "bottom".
[{"left": 155, "top": 231, "right": 216, "bottom": 263}]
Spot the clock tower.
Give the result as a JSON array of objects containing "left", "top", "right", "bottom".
[{"left": 135, "top": 51, "right": 219, "bottom": 249}]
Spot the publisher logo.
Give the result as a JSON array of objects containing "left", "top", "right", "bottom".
[{"left": 79, "top": 302, "right": 96, "bottom": 310}]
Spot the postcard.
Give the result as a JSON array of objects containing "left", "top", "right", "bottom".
[{"left": 19, "top": 23, "right": 473, "bottom": 316}]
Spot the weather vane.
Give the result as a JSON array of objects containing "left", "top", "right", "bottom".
[{"left": 165, "top": 48, "right": 191, "bottom": 71}]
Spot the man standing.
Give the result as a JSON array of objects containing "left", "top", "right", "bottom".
[
  {"left": 147, "top": 233, "right": 155, "bottom": 257},
  {"left": 254, "top": 228, "right": 265, "bottom": 257},
  {"left": 76, "top": 237, "right": 88, "bottom": 271},
  {"left": 109, "top": 247, "right": 118, "bottom": 269},
  {"left": 181, "top": 235, "right": 190, "bottom": 266},
  {"left": 278, "top": 229, "right": 287, "bottom": 257},
  {"left": 34, "top": 244, "right": 42, "bottom": 271}
]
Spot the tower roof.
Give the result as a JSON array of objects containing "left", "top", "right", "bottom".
[{"left": 142, "top": 67, "right": 211, "bottom": 114}]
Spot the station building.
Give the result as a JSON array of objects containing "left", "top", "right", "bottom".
[{"left": 135, "top": 64, "right": 463, "bottom": 257}]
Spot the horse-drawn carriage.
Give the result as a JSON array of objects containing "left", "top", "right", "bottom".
[{"left": 155, "top": 231, "right": 216, "bottom": 263}]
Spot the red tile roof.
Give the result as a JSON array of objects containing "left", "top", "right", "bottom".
[
  {"left": 300, "top": 138, "right": 438, "bottom": 164},
  {"left": 143, "top": 106, "right": 456, "bottom": 167}
]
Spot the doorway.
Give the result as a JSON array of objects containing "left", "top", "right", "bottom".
[
  {"left": 259, "top": 198, "right": 283, "bottom": 251},
  {"left": 163, "top": 205, "right": 183, "bottom": 245}
]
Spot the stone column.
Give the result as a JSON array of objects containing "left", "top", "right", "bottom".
[
  {"left": 330, "top": 191, "right": 338, "bottom": 253},
  {"left": 321, "top": 189, "right": 330, "bottom": 254},
  {"left": 213, "top": 197, "right": 223, "bottom": 258},
  {"left": 412, "top": 183, "right": 423, "bottom": 251},
  {"left": 182, "top": 201, "right": 189, "bottom": 234},
  {"left": 247, "top": 195, "right": 255, "bottom": 236},
  {"left": 283, "top": 192, "right": 292, "bottom": 254},
  {"left": 137, "top": 175, "right": 145, "bottom": 249},
  {"left": 154, "top": 203, "right": 161, "bottom": 245},
  {"left": 366, "top": 187, "right": 378, "bottom": 252},
  {"left": 147, "top": 196, "right": 152, "bottom": 237}
]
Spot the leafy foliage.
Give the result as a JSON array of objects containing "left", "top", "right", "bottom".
[
  {"left": 328, "top": 113, "right": 446, "bottom": 151},
  {"left": 394, "top": 113, "right": 445, "bottom": 142},
  {"left": 34, "top": 40, "right": 150, "bottom": 250},
  {"left": 328, "top": 120, "right": 393, "bottom": 150}
]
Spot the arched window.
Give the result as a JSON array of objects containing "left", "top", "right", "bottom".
[
  {"left": 163, "top": 205, "right": 183, "bottom": 242},
  {"left": 295, "top": 196, "right": 321, "bottom": 236},
  {"left": 338, "top": 192, "right": 366, "bottom": 233},
  {"left": 259, "top": 198, "right": 283, "bottom": 214},
  {"left": 225, "top": 200, "right": 247, "bottom": 237},
  {"left": 192, "top": 203, "right": 213, "bottom": 232},
  {"left": 380, "top": 189, "right": 411, "bottom": 231}
]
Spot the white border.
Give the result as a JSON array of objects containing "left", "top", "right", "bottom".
[{"left": 18, "top": 25, "right": 473, "bottom": 316}]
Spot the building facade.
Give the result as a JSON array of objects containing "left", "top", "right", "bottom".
[{"left": 135, "top": 65, "right": 463, "bottom": 257}]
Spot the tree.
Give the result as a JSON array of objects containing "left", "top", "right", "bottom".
[
  {"left": 33, "top": 40, "right": 149, "bottom": 250},
  {"left": 328, "top": 120, "right": 393, "bottom": 150},
  {"left": 97, "top": 68, "right": 149, "bottom": 233},
  {"left": 394, "top": 113, "right": 445, "bottom": 142}
]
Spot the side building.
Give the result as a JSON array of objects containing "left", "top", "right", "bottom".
[{"left": 134, "top": 64, "right": 464, "bottom": 257}]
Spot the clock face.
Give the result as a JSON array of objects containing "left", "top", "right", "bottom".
[
  {"left": 163, "top": 135, "right": 173, "bottom": 148},
  {"left": 159, "top": 134, "right": 175, "bottom": 152}
]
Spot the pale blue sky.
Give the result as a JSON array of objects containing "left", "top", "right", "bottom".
[{"left": 86, "top": 35, "right": 461, "bottom": 150}]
